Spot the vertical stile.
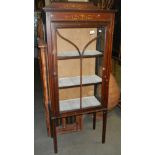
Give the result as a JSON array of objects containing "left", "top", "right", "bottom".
[{"left": 80, "top": 55, "right": 82, "bottom": 110}]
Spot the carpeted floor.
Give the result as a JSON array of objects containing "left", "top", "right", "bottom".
[{"left": 34, "top": 59, "right": 121, "bottom": 155}]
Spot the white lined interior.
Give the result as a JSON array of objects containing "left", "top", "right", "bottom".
[
  {"left": 59, "top": 75, "right": 102, "bottom": 88},
  {"left": 57, "top": 50, "right": 102, "bottom": 57},
  {"left": 59, "top": 96, "right": 101, "bottom": 112}
]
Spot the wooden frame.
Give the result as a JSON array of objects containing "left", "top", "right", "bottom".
[{"left": 39, "top": 2, "right": 115, "bottom": 153}]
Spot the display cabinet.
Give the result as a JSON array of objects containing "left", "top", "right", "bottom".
[{"left": 38, "top": 2, "right": 115, "bottom": 153}]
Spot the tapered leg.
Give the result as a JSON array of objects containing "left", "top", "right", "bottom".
[
  {"left": 93, "top": 112, "right": 96, "bottom": 130},
  {"left": 49, "top": 117, "right": 53, "bottom": 138},
  {"left": 52, "top": 119, "right": 58, "bottom": 153},
  {"left": 48, "top": 103, "right": 53, "bottom": 138},
  {"left": 102, "top": 111, "right": 107, "bottom": 143}
]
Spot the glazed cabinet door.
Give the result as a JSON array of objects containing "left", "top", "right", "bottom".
[{"left": 45, "top": 12, "right": 114, "bottom": 117}]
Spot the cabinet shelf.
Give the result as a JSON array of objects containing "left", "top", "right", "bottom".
[
  {"left": 59, "top": 75, "right": 102, "bottom": 88},
  {"left": 59, "top": 96, "right": 101, "bottom": 112},
  {"left": 57, "top": 50, "right": 103, "bottom": 60}
]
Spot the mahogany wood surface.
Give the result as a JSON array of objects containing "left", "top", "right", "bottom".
[{"left": 38, "top": 2, "right": 115, "bottom": 153}]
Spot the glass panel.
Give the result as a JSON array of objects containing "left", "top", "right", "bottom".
[{"left": 56, "top": 27, "right": 105, "bottom": 112}]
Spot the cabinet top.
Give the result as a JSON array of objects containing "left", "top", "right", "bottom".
[{"left": 43, "top": 2, "right": 116, "bottom": 13}]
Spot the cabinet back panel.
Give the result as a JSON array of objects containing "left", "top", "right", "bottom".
[
  {"left": 57, "top": 28, "right": 97, "bottom": 52},
  {"left": 59, "top": 86, "right": 94, "bottom": 100},
  {"left": 58, "top": 58, "right": 95, "bottom": 78}
]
